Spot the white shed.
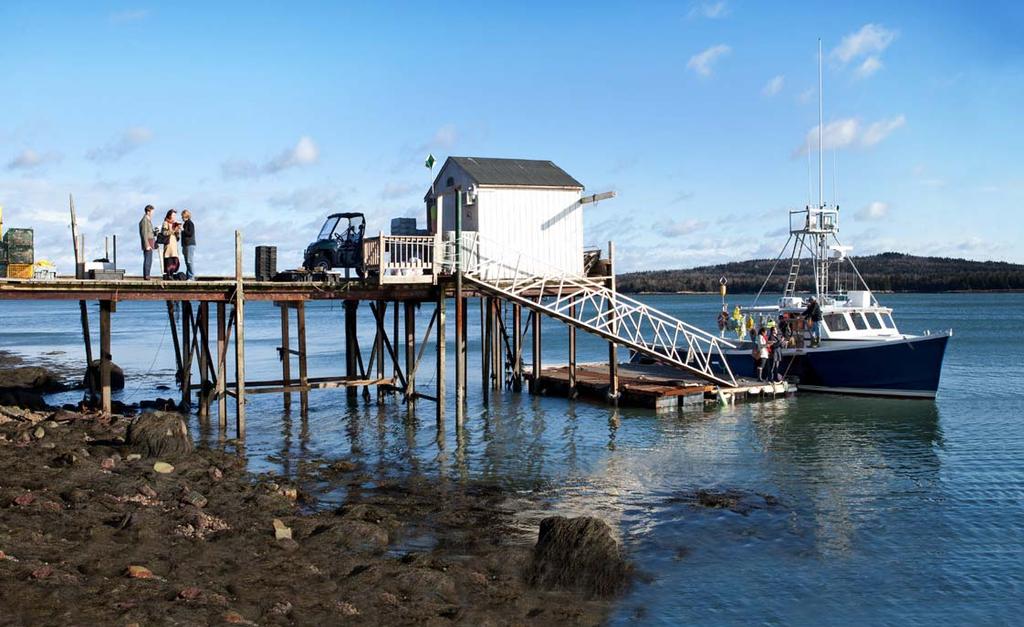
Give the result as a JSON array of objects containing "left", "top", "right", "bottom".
[{"left": 425, "top": 156, "right": 585, "bottom": 277}]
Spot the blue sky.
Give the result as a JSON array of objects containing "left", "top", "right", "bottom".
[{"left": 2, "top": 1, "right": 1022, "bottom": 273}]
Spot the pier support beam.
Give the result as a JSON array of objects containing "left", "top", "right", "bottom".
[
  {"left": 78, "top": 301, "right": 94, "bottom": 396},
  {"left": 531, "top": 311, "right": 542, "bottom": 395},
  {"left": 606, "top": 241, "right": 619, "bottom": 405},
  {"left": 404, "top": 301, "right": 416, "bottom": 399},
  {"left": 280, "top": 303, "right": 292, "bottom": 412},
  {"left": 511, "top": 304, "right": 522, "bottom": 392},
  {"left": 217, "top": 302, "right": 227, "bottom": 428},
  {"left": 435, "top": 293, "right": 446, "bottom": 428},
  {"left": 345, "top": 301, "right": 358, "bottom": 400},
  {"left": 296, "top": 301, "right": 309, "bottom": 416},
  {"left": 375, "top": 300, "right": 386, "bottom": 401},
  {"left": 199, "top": 301, "right": 210, "bottom": 418},
  {"left": 568, "top": 299, "right": 577, "bottom": 399},
  {"left": 481, "top": 297, "right": 490, "bottom": 406},
  {"left": 234, "top": 230, "right": 246, "bottom": 437},
  {"left": 491, "top": 299, "right": 501, "bottom": 390},
  {"left": 181, "top": 301, "right": 193, "bottom": 410},
  {"left": 99, "top": 300, "right": 113, "bottom": 414}
]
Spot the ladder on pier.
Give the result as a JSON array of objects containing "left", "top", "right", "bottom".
[{"left": 446, "top": 234, "right": 737, "bottom": 388}]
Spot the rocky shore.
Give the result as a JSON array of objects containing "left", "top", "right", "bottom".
[{"left": 0, "top": 356, "right": 628, "bottom": 625}]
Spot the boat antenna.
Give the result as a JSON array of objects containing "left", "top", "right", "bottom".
[
  {"left": 806, "top": 135, "right": 813, "bottom": 207},
  {"left": 818, "top": 38, "right": 824, "bottom": 210}
]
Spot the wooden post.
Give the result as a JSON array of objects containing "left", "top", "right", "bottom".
[
  {"left": 376, "top": 300, "right": 386, "bottom": 401},
  {"left": 181, "top": 301, "right": 193, "bottom": 410},
  {"left": 393, "top": 300, "right": 400, "bottom": 381},
  {"left": 511, "top": 304, "right": 522, "bottom": 392},
  {"left": 481, "top": 297, "right": 490, "bottom": 406},
  {"left": 607, "top": 241, "right": 619, "bottom": 405},
  {"left": 234, "top": 231, "right": 246, "bottom": 437},
  {"left": 531, "top": 311, "right": 542, "bottom": 395},
  {"left": 167, "top": 302, "right": 183, "bottom": 384},
  {"left": 454, "top": 187, "right": 465, "bottom": 428},
  {"left": 280, "top": 303, "right": 291, "bottom": 411},
  {"left": 345, "top": 301, "right": 358, "bottom": 400},
  {"left": 296, "top": 301, "right": 309, "bottom": 416},
  {"left": 198, "top": 301, "right": 210, "bottom": 418},
  {"left": 436, "top": 293, "right": 446, "bottom": 427},
  {"left": 568, "top": 299, "right": 577, "bottom": 399},
  {"left": 492, "top": 299, "right": 501, "bottom": 390},
  {"left": 99, "top": 300, "right": 113, "bottom": 414},
  {"left": 404, "top": 301, "right": 416, "bottom": 399},
  {"left": 78, "top": 301, "right": 94, "bottom": 395},
  {"left": 217, "top": 302, "right": 227, "bottom": 428}
]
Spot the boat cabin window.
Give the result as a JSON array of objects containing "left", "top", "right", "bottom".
[
  {"left": 867, "top": 313, "right": 883, "bottom": 330},
  {"left": 823, "top": 313, "right": 849, "bottom": 332},
  {"left": 851, "top": 313, "right": 868, "bottom": 330},
  {"left": 881, "top": 313, "right": 896, "bottom": 329}
]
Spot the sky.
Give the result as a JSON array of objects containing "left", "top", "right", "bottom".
[{"left": 2, "top": 1, "right": 1023, "bottom": 274}]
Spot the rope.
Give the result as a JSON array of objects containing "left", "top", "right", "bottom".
[{"left": 121, "top": 309, "right": 170, "bottom": 403}]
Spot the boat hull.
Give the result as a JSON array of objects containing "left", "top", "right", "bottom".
[{"left": 714, "top": 332, "right": 951, "bottom": 399}]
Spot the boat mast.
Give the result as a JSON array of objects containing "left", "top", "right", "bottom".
[{"left": 816, "top": 38, "right": 828, "bottom": 300}]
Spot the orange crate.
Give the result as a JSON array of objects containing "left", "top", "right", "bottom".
[{"left": 6, "top": 263, "right": 33, "bottom": 279}]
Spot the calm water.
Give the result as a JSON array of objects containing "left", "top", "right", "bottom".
[{"left": 2, "top": 293, "right": 1022, "bottom": 624}]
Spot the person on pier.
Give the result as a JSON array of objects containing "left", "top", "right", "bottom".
[
  {"left": 138, "top": 205, "right": 157, "bottom": 280},
  {"left": 181, "top": 209, "right": 197, "bottom": 280},
  {"left": 160, "top": 209, "right": 182, "bottom": 280}
]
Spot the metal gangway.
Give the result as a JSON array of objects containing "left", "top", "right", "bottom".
[{"left": 445, "top": 233, "right": 737, "bottom": 388}]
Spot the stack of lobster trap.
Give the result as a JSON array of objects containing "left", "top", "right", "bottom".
[{"left": 1, "top": 228, "right": 34, "bottom": 279}]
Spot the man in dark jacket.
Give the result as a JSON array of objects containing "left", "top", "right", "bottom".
[
  {"left": 802, "top": 296, "right": 823, "bottom": 347},
  {"left": 181, "top": 209, "right": 196, "bottom": 280},
  {"left": 138, "top": 205, "right": 156, "bottom": 279}
]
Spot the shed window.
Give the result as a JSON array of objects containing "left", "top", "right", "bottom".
[
  {"left": 823, "top": 313, "right": 849, "bottom": 331},
  {"left": 851, "top": 313, "right": 868, "bottom": 330},
  {"left": 446, "top": 177, "right": 455, "bottom": 187},
  {"left": 867, "top": 313, "right": 883, "bottom": 330}
]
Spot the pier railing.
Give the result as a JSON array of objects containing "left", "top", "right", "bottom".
[
  {"left": 363, "top": 234, "right": 439, "bottom": 284},
  {"left": 445, "top": 232, "right": 738, "bottom": 387}
]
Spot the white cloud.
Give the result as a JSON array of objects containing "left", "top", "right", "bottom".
[
  {"left": 793, "top": 115, "right": 905, "bottom": 156},
  {"left": 797, "top": 87, "right": 815, "bottom": 104},
  {"left": 86, "top": 127, "right": 153, "bottom": 162},
  {"left": 688, "top": 1, "right": 730, "bottom": 19},
  {"left": 832, "top": 24, "right": 897, "bottom": 64},
  {"left": 660, "top": 217, "right": 709, "bottom": 237},
  {"left": 855, "top": 201, "right": 889, "bottom": 220},
  {"left": 268, "top": 186, "right": 345, "bottom": 211},
  {"left": 221, "top": 136, "right": 320, "bottom": 179},
  {"left": 380, "top": 181, "right": 420, "bottom": 200},
  {"left": 687, "top": 44, "right": 731, "bottom": 77},
  {"left": 855, "top": 56, "right": 883, "bottom": 78},
  {"left": 762, "top": 75, "right": 785, "bottom": 97},
  {"left": 861, "top": 115, "right": 906, "bottom": 146},
  {"left": 7, "top": 149, "right": 62, "bottom": 170}
]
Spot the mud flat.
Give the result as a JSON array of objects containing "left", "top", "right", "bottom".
[{"left": 0, "top": 400, "right": 617, "bottom": 625}]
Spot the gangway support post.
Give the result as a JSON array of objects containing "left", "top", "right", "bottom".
[
  {"left": 234, "top": 230, "right": 246, "bottom": 437},
  {"left": 181, "top": 301, "right": 193, "bottom": 410},
  {"left": 344, "top": 301, "right": 358, "bottom": 400},
  {"left": 279, "top": 303, "right": 292, "bottom": 411},
  {"left": 606, "top": 241, "right": 619, "bottom": 404},
  {"left": 217, "top": 302, "right": 227, "bottom": 427},
  {"left": 512, "top": 304, "right": 522, "bottom": 391},
  {"left": 436, "top": 292, "right": 446, "bottom": 428},
  {"left": 297, "top": 301, "right": 309, "bottom": 416},
  {"left": 481, "top": 297, "right": 490, "bottom": 406},
  {"left": 568, "top": 299, "right": 577, "bottom": 399},
  {"left": 531, "top": 311, "right": 542, "bottom": 395},
  {"left": 99, "top": 300, "right": 113, "bottom": 415},
  {"left": 404, "top": 301, "right": 416, "bottom": 400}
]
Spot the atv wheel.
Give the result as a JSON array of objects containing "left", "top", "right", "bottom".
[{"left": 311, "top": 257, "right": 331, "bottom": 273}]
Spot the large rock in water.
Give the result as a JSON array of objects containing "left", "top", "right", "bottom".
[
  {"left": 84, "top": 361, "right": 125, "bottom": 392},
  {"left": 125, "top": 411, "right": 193, "bottom": 459},
  {"left": 0, "top": 366, "right": 66, "bottom": 392},
  {"left": 524, "top": 516, "right": 630, "bottom": 597}
]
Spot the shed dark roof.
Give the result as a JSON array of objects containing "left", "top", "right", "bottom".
[{"left": 445, "top": 156, "right": 583, "bottom": 189}]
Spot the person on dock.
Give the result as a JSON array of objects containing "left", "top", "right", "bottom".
[
  {"left": 181, "top": 209, "right": 196, "bottom": 280},
  {"left": 769, "top": 328, "right": 784, "bottom": 381},
  {"left": 138, "top": 205, "right": 156, "bottom": 280},
  {"left": 755, "top": 327, "right": 769, "bottom": 381},
  {"left": 802, "top": 296, "right": 823, "bottom": 347},
  {"left": 160, "top": 209, "right": 182, "bottom": 279}
]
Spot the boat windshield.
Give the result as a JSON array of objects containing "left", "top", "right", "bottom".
[
  {"left": 881, "top": 313, "right": 896, "bottom": 329},
  {"left": 824, "top": 313, "right": 849, "bottom": 331},
  {"left": 317, "top": 216, "right": 340, "bottom": 241},
  {"left": 851, "top": 313, "right": 868, "bottom": 330},
  {"left": 867, "top": 312, "right": 883, "bottom": 330}
]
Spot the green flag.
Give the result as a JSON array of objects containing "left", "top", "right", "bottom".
[{"left": 425, "top": 154, "right": 436, "bottom": 169}]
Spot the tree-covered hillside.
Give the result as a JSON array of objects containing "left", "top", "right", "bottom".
[{"left": 616, "top": 252, "right": 1024, "bottom": 293}]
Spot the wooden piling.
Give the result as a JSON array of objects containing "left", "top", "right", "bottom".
[
  {"left": 375, "top": 300, "right": 386, "bottom": 401},
  {"left": 279, "top": 303, "right": 291, "bottom": 411},
  {"left": 296, "top": 301, "right": 309, "bottom": 415},
  {"left": 531, "top": 310, "right": 542, "bottom": 395},
  {"left": 607, "top": 241, "right": 619, "bottom": 404},
  {"left": 217, "top": 302, "right": 227, "bottom": 427},
  {"left": 198, "top": 301, "right": 210, "bottom": 418},
  {"left": 234, "top": 231, "right": 246, "bottom": 437},
  {"left": 78, "top": 301, "right": 94, "bottom": 395},
  {"left": 568, "top": 299, "right": 577, "bottom": 399},
  {"left": 344, "top": 301, "right": 358, "bottom": 400},
  {"left": 404, "top": 301, "right": 416, "bottom": 399},
  {"left": 481, "top": 297, "right": 490, "bottom": 406},
  {"left": 511, "top": 304, "right": 522, "bottom": 391},
  {"left": 181, "top": 301, "right": 193, "bottom": 409},
  {"left": 99, "top": 300, "right": 113, "bottom": 414},
  {"left": 435, "top": 293, "right": 446, "bottom": 427},
  {"left": 167, "top": 302, "right": 183, "bottom": 384},
  {"left": 491, "top": 299, "right": 501, "bottom": 390}
]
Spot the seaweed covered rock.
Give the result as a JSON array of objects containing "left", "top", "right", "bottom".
[
  {"left": 524, "top": 516, "right": 629, "bottom": 597},
  {"left": 0, "top": 366, "right": 66, "bottom": 392},
  {"left": 84, "top": 361, "right": 125, "bottom": 392},
  {"left": 125, "top": 411, "right": 193, "bottom": 459}
]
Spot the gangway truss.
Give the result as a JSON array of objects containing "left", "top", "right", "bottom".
[{"left": 444, "top": 233, "right": 737, "bottom": 388}]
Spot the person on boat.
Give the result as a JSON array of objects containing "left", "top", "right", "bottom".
[
  {"left": 754, "top": 327, "right": 769, "bottom": 381},
  {"left": 717, "top": 308, "right": 729, "bottom": 338},
  {"left": 802, "top": 297, "right": 823, "bottom": 347},
  {"left": 770, "top": 329, "right": 784, "bottom": 381}
]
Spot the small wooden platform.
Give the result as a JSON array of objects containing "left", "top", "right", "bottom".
[{"left": 535, "top": 362, "right": 795, "bottom": 411}]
